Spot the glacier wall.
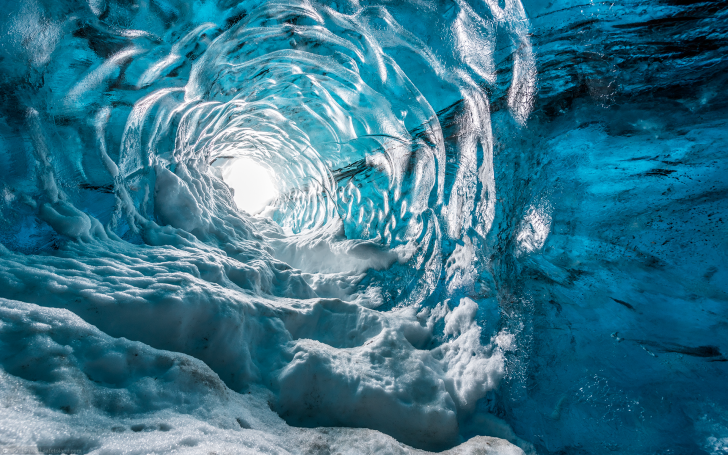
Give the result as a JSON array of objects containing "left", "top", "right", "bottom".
[{"left": 0, "top": 0, "right": 727, "bottom": 454}]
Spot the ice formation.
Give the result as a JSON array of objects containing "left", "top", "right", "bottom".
[{"left": 0, "top": 0, "right": 726, "bottom": 454}]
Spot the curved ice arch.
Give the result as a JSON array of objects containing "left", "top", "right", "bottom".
[{"left": 0, "top": 0, "right": 536, "bottom": 452}]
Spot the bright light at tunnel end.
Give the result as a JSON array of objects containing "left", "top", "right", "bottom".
[{"left": 222, "top": 158, "right": 279, "bottom": 215}]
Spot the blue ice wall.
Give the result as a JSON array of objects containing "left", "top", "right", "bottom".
[
  {"left": 490, "top": 1, "right": 728, "bottom": 452},
  {"left": 0, "top": 0, "right": 726, "bottom": 453}
]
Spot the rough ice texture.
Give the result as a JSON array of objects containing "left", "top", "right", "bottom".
[
  {"left": 0, "top": 232, "right": 513, "bottom": 451},
  {"left": 0, "top": 297, "right": 521, "bottom": 454},
  {"left": 1, "top": 0, "right": 727, "bottom": 453}
]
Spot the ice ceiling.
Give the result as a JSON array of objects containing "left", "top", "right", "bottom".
[{"left": 0, "top": 0, "right": 727, "bottom": 454}]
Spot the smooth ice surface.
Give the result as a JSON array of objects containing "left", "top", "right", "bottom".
[{"left": 0, "top": 0, "right": 727, "bottom": 453}]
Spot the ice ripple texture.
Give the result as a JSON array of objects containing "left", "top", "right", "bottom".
[{"left": 0, "top": 0, "right": 726, "bottom": 454}]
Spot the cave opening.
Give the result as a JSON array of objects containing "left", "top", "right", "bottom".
[{"left": 218, "top": 157, "right": 279, "bottom": 214}]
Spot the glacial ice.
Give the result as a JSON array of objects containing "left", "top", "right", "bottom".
[
  {"left": 0, "top": 0, "right": 727, "bottom": 453},
  {"left": 0, "top": 297, "right": 523, "bottom": 454}
]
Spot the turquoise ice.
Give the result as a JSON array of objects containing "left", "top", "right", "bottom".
[{"left": 0, "top": 0, "right": 726, "bottom": 453}]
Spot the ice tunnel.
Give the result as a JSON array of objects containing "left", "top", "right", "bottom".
[{"left": 0, "top": 0, "right": 727, "bottom": 453}]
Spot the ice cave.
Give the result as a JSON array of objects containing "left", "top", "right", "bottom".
[{"left": 0, "top": 0, "right": 726, "bottom": 453}]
